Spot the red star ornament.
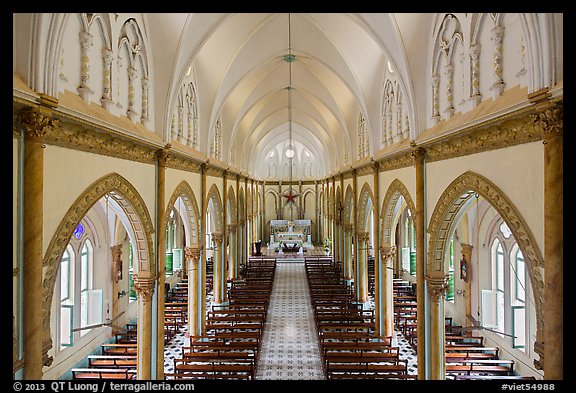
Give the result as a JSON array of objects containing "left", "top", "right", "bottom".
[{"left": 282, "top": 189, "right": 301, "bottom": 205}]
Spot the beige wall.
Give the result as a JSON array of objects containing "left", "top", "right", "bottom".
[
  {"left": 426, "top": 141, "right": 544, "bottom": 256},
  {"left": 43, "top": 145, "right": 156, "bottom": 257}
]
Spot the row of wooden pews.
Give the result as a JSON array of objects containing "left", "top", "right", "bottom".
[
  {"left": 164, "top": 258, "right": 276, "bottom": 380},
  {"left": 70, "top": 277, "right": 190, "bottom": 380},
  {"left": 306, "top": 257, "right": 414, "bottom": 380},
  {"left": 444, "top": 318, "right": 535, "bottom": 380},
  {"left": 393, "top": 279, "right": 534, "bottom": 380}
]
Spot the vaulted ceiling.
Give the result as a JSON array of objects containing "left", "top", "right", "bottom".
[{"left": 145, "top": 13, "right": 431, "bottom": 179}]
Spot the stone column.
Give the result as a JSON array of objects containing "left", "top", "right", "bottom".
[
  {"left": 222, "top": 173, "right": 228, "bottom": 303},
  {"left": 141, "top": 77, "right": 150, "bottom": 125},
  {"left": 372, "top": 162, "right": 380, "bottom": 334},
  {"left": 460, "top": 243, "right": 473, "bottom": 333},
  {"left": 413, "top": 146, "right": 427, "bottom": 379},
  {"left": 490, "top": 25, "right": 505, "bottom": 97},
  {"left": 356, "top": 232, "right": 369, "bottom": 303},
  {"left": 344, "top": 223, "right": 353, "bottom": 282},
  {"left": 21, "top": 109, "right": 56, "bottom": 380},
  {"left": 236, "top": 175, "right": 241, "bottom": 278},
  {"left": 331, "top": 177, "right": 336, "bottom": 248},
  {"left": 133, "top": 277, "right": 155, "bottom": 380},
  {"left": 127, "top": 66, "right": 138, "bottom": 122},
  {"left": 352, "top": 170, "right": 358, "bottom": 287},
  {"left": 110, "top": 245, "right": 123, "bottom": 334},
  {"left": 101, "top": 48, "right": 114, "bottom": 111},
  {"left": 443, "top": 63, "right": 455, "bottom": 117},
  {"left": 186, "top": 245, "right": 201, "bottom": 337},
  {"left": 200, "top": 164, "right": 207, "bottom": 334},
  {"left": 539, "top": 107, "right": 563, "bottom": 380},
  {"left": 228, "top": 224, "right": 237, "bottom": 280},
  {"left": 78, "top": 31, "right": 94, "bottom": 101},
  {"left": 431, "top": 73, "right": 440, "bottom": 124},
  {"left": 155, "top": 146, "right": 169, "bottom": 379},
  {"left": 469, "top": 44, "right": 481, "bottom": 106},
  {"left": 380, "top": 246, "right": 396, "bottom": 338},
  {"left": 212, "top": 231, "right": 223, "bottom": 304},
  {"left": 239, "top": 219, "right": 245, "bottom": 276},
  {"left": 426, "top": 270, "right": 449, "bottom": 380}
]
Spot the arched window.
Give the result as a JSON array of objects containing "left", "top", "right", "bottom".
[
  {"left": 57, "top": 222, "right": 103, "bottom": 351},
  {"left": 59, "top": 246, "right": 74, "bottom": 349},
  {"left": 491, "top": 238, "right": 505, "bottom": 333},
  {"left": 510, "top": 246, "right": 526, "bottom": 350},
  {"left": 481, "top": 219, "right": 528, "bottom": 353},
  {"left": 400, "top": 209, "right": 416, "bottom": 276},
  {"left": 79, "top": 239, "right": 95, "bottom": 337},
  {"left": 446, "top": 235, "right": 455, "bottom": 302},
  {"left": 128, "top": 242, "right": 136, "bottom": 302}
]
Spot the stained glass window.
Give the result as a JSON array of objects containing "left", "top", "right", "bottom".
[{"left": 73, "top": 223, "right": 84, "bottom": 239}]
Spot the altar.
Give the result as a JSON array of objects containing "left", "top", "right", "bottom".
[{"left": 269, "top": 219, "right": 313, "bottom": 252}]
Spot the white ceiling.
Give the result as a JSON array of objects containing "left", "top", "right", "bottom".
[{"left": 144, "top": 13, "right": 432, "bottom": 178}]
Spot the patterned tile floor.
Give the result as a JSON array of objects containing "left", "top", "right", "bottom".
[
  {"left": 255, "top": 262, "right": 325, "bottom": 380},
  {"left": 163, "top": 263, "right": 418, "bottom": 379}
]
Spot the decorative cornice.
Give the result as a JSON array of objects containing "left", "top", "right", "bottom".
[
  {"left": 206, "top": 165, "right": 225, "bottom": 177},
  {"left": 43, "top": 118, "right": 157, "bottom": 164},
  {"left": 421, "top": 110, "right": 543, "bottom": 163}
]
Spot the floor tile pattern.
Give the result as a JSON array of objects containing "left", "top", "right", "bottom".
[{"left": 255, "top": 262, "right": 326, "bottom": 380}]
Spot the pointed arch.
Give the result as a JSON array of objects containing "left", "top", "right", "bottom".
[
  {"left": 41, "top": 172, "right": 155, "bottom": 361},
  {"left": 356, "top": 182, "right": 375, "bottom": 232},
  {"left": 427, "top": 170, "right": 544, "bottom": 352},
  {"left": 380, "top": 179, "right": 416, "bottom": 248},
  {"left": 206, "top": 184, "right": 224, "bottom": 233},
  {"left": 167, "top": 181, "right": 201, "bottom": 246},
  {"left": 343, "top": 185, "right": 354, "bottom": 225},
  {"left": 227, "top": 185, "right": 237, "bottom": 226}
]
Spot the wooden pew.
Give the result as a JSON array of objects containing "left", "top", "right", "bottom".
[
  {"left": 326, "top": 359, "right": 409, "bottom": 380},
  {"left": 101, "top": 343, "right": 137, "bottom": 356},
  {"left": 446, "top": 359, "right": 515, "bottom": 376},
  {"left": 168, "top": 361, "right": 253, "bottom": 380},
  {"left": 87, "top": 355, "right": 137, "bottom": 369},
  {"left": 71, "top": 368, "right": 135, "bottom": 380},
  {"left": 453, "top": 375, "right": 536, "bottom": 380},
  {"left": 445, "top": 346, "right": 500, "bottom": 360}
]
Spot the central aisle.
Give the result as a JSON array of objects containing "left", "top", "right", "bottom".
[{"left": 255, "top": 262, "right": 326, "bottom": 380}]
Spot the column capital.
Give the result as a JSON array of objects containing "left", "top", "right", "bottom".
[
  {"left": 228, "top": 223, "right": 237, "bottom": 233},
  {"left": 212, "top": 231, "right": 223, "bottom": 245},
  {"left": 533, "top": 107, "right": 563, "bottom": 142},
  {"left": 132, "top": 276, "right": 155, "bottom": 302},
  {"left": 410, "top": 145, "right": 426, "bottom": 164},
  {"left": 380, "top": 245, "right": 397, "bottom": 260},
  {"left": 156, "top": 144, "right": 171, "bottom": 167},
  {"left": 185, "top": 245, "right": 201, "bottom": 260},
  {"left": 357, "top": 231, "right": 369, "bottom": 243},
  {"left": 20, "top": 109, "right": 59, "bottom": 143},
  {"left": 425, "top": 270, "right": 450, "bottom": 302}
]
